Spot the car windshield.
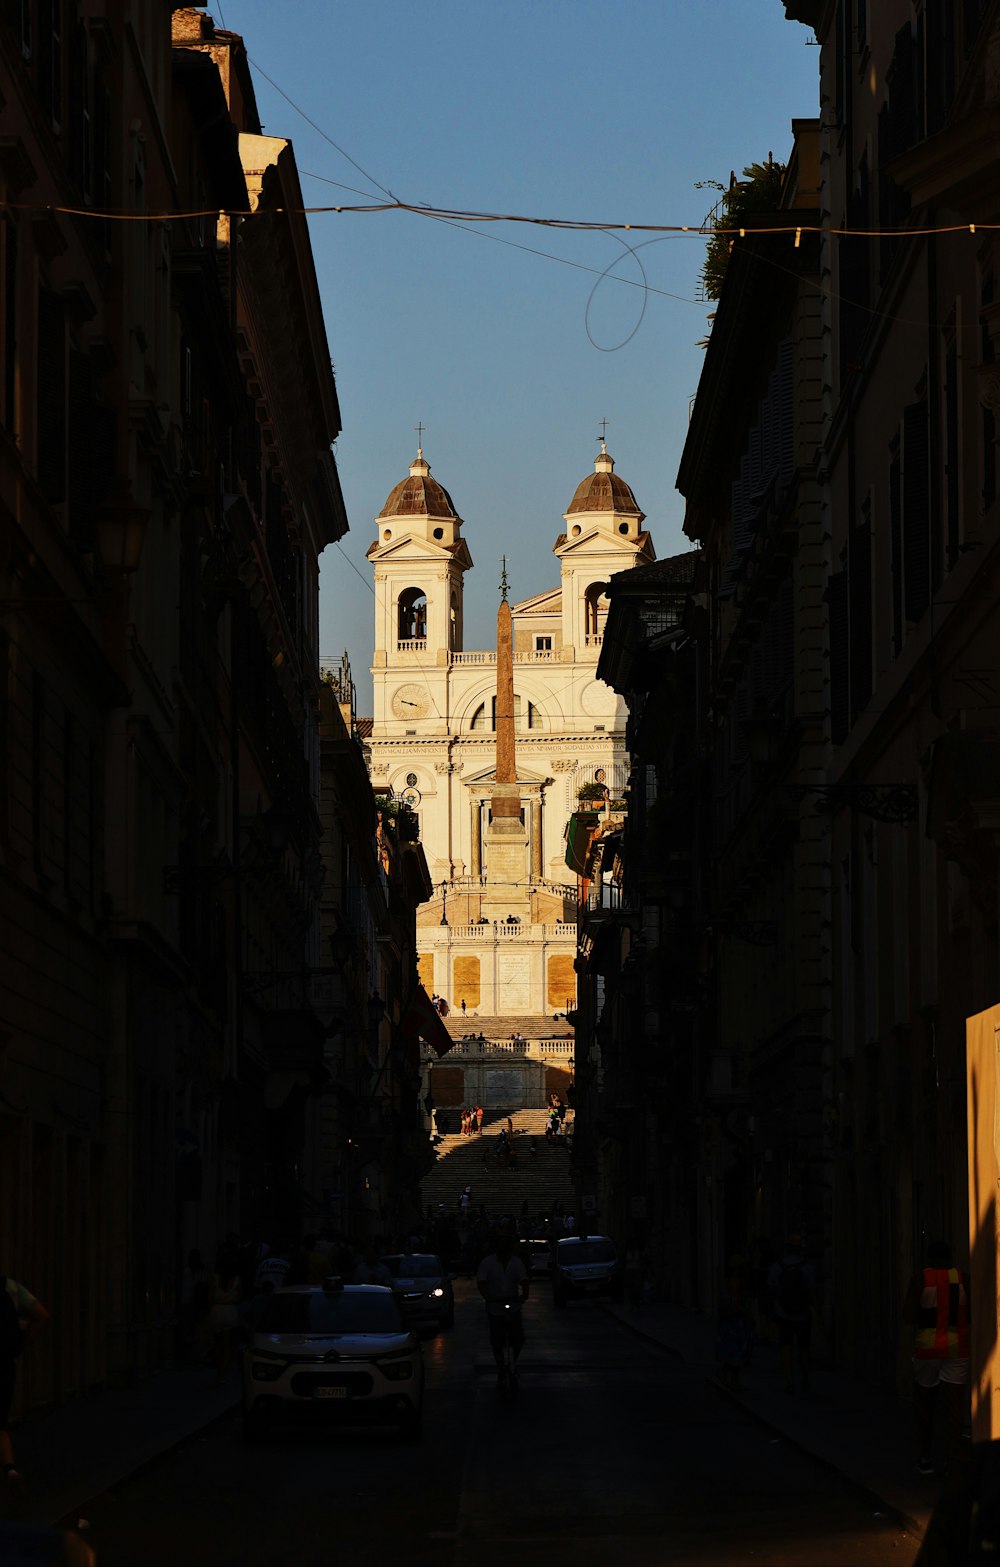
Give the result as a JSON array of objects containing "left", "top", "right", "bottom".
[
  {"left": 559, "top": 1241, "right": 616, "bottom": 1265},
  {"left": 383, "top": 1256, "right": 442, "bottom": 1279},
  {"left": 261, "top": 1290, "right": 403, "bottom": 1335}
]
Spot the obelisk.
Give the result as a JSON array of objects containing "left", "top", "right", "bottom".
[{"left": 481, "top": 560, "right": 530, "bottom": 921}]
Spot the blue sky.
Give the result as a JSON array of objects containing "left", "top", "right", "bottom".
[{"left": 207, "top": 1, "right": 819, "bottom": 708}]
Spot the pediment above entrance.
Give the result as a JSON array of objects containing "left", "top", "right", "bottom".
[{"left": 462, "top": 763, "right": 549, "bottom": 789}]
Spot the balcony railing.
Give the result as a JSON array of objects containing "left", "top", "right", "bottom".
[
  {"left": 451, "top": 650, "right": 561, "bottom": 665},
  {"left": 422, "top": 1037, "right": 575, "bottom": 1061},
  {"left": 396, "top": 639, "right": 427, "bottom": 653},
  {"left": 436, "top": 921, "right": 578, "bottom": 940}
]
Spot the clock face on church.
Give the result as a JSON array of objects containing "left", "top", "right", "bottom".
[{"left": 391, "top": 683, "right": 431, "bottom": 719}]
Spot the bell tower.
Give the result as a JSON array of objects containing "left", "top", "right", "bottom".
[
  {"left": 367, "top": 445, "right": 473, "bottom": 729},
  {"left": 554, "top": 440, "right": 654, "bottom": 660}
]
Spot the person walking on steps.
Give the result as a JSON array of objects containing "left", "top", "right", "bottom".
[
  {"left": 902, "top": 1239, "right": 971, "bottom": 1475},
  {"left": 767, "top": 1234, "right": 816, "bottom": 1394},
  {"left": 0, "top": 1272, "right": 50, "bottom": 1490}
]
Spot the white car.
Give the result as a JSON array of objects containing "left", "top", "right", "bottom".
[
  {"left": 551, "top": 1236, "right": 624, "bottom": 1306},
  {"left": 242, "top": 1282, "right": 424, "bottom": 1441}
]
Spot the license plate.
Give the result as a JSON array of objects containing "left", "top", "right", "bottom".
[{"left": 314, "top": 1385, "right": 347, "bottom": 1399}]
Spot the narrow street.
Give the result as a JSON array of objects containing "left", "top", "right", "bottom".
[{"left": 77, "top": 1281, "right": 916, "bottom": 1567}]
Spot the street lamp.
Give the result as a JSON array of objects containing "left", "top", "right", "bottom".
[
  {"left": 94, "top": 478, "right": 150, "bottom": 574},
  {"left": 440, "top": 880, "right": 449, "bottom": 926}
]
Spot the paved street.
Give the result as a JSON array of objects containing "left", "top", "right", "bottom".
[{"left": 72, "top": 1281, "right": 917, "bottom": 1567}]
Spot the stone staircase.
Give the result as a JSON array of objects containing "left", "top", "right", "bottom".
[{"left": 421, "top": 1107, "right": 576, "bottom": 1218}]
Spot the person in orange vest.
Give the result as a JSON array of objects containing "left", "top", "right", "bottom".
[{"left": 902, "top": 1239, "right": 971, "bottom": 1475}]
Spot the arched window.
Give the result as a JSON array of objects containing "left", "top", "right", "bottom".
[
  {"left": 398, "top": 587, "right": 427, "bottom": 643},
  {"left": 469, "top": 697, "right": 541, "bottom": 731},
  {"left": 584, "top": 583, "right": 608, "bottom": 638},
  {"left": 449, "top": 590, "right": 459, "bottom": 651}
]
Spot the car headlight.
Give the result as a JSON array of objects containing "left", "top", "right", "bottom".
[
  {"left": 381, "top": 1359, "right": 414, "bottom": 1381},
  {"left": 251, "top": 1361, "right": 284, "bottom": 1381},
  {"left": 430, "top": 1287, "right": 444, "bottom": 1299}
]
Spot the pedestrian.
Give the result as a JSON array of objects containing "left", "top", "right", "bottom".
[
  {"left": 254, "top": 1240, "right": 291, "bottom": 1292},
  {"left": 716, "top": 1253, "right": 753, "bottom": 1390},
  {"left": 207, "top": 1249, "right": 243, "bottom": 1385},
  {"left": 352, "top": 1242, "right": 391, "bottom": 1286},
  {"left": 506, "top": 1115, "right": 514, "bottom": 1140},
  {"left": 461, "top": 998, "right": 467, "bottom": 1016},
  {"left": 0, "top": 1272, "right": 50, "bottom": 1488},
  {"left": 178, "top": 1247, "right": 209, "bottom": 1360},
  {"left": 303, "top": 1234, "right": 328, "bottom": 1286},
  {"left": 240, "top": 1277, "right": 275, "bottom": 1335},
  {"left": 624, "top": 1239, "right": 646, "bottom": 1310},
  {"left": 460, "top": 1185, "right": 472, "bottom": 1213},
  {"left": 476, "top": 1104, "right": 484, "bottom": 1134},
  {"left": 767, "top": 1234, "right": 816, "bottom": 1394},
  {"left": 902, "top": 1239, "right": 971, "bottom": 1474}
]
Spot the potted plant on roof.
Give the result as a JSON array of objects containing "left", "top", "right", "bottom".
[{"left": 577, "top": 781, "right": 609, "bottom": 804}]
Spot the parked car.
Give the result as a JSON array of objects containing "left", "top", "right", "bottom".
[
  {"left": 382, "top": 1252, "right": 455, "bottom": 1331},
  {"left": 242, "top": 1282, "right": 424, "bottom": 1440},
  {"left": 551, "top": 1235, "right": 623, "bottom": 1305},
  {"left": 524, "top": 1238, "right": 552, "bottom": 1277}
]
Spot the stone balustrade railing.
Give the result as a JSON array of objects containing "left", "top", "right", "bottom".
[
  {"left": 439, "top": 922, "right": 577, "bottom": 940},
  {"left": 422, "top": 1037, "right": 574, "bottom": 1061}
]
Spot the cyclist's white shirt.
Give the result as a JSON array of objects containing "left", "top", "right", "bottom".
[{"left": 477, "top": 1253, "right": 527, "bottom": 1318}]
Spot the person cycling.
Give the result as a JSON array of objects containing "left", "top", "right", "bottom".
[{"left": 476, "top": 1228, "right": 529, "bottom": 1390}]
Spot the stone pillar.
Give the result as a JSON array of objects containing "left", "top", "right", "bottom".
[
  {"left": 530, "top": 797, "right": 543, "bottom": 879},
  {"left": 471, "top": 798, "right": 482, "bottom": 879}
]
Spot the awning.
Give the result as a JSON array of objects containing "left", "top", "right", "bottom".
[
  {"left": 565, "top": 810, "right": 600, "bottom": 876},
  {"left": 399, "top": 985, "right": 454, "bottom": 1060}
]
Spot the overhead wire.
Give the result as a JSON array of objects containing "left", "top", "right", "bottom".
[{"left": 2, "top": 190, "right": 994, "bottom": 244}]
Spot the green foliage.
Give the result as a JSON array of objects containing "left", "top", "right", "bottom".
[{"left": 699, "top": 159, "right": 786, "bottom": 303}]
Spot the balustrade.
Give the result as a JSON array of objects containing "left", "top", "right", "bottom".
[
  {"left": 434, "top": 921, "right": 577, "bottom": 939},
  {"left": 450, "top": 650, "right": 560, "bottom": 665}
]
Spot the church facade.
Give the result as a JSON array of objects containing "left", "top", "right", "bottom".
[{"left": 366, "top": 442, "right": 654, "bottom": 1037}]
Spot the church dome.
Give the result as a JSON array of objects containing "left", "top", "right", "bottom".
[
  {"left": 378, "top": 450, "right": 460, "bottom": 521},
  {"left": 566, "top": 446, "right": 645, "bottom": 520}
]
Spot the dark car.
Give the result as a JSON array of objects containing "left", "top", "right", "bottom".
[
  {"left": 551, "top": 1235, "right": 623, "bottom": 1305},
  {"left": 242, "top": 1283, "right": 424, "bottom": 1440},
  {"left": 382, "top": 1252, "right": 455, "bottom": 1331}
]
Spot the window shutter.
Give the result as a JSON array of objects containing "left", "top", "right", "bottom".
[
  {"left": 889, "top": 447, "right": 903, "bottom": 654},
  {"left": 777, "top": 339, "right": 794, "bottom": 485},
  {"left": 903, "top": 400, "right": 930, "bottom": 622},
  {"left": 827, "top": 570, "right": 850, "bottom": 744},
  {"left": 849, "top": 518, "right": 873, "bottom": 719},
  {"left": 36, "top": 287, "right": 66, "bottom": 503}
]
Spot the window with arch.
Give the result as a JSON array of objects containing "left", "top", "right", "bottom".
[
  {"left": 584, "top": 583, "right": 608, "bottom": 637},
  {"left": 397, "top": 586, "right": 427, "bottom": 642},
  {"left": 468, "top": 697, "right": 541, "bottom": 732},
  {"left": 449, "top": 590, "right": 459, "bottom": 651}
]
